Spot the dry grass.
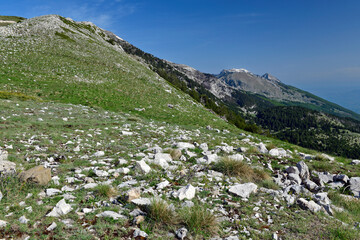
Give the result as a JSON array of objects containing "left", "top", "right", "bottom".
[
  {"left": 214, "top": 157, "right": 270, "bottom": 183},
  {"left": 148, "top": 198, "right": 179, "bottom": 226},
  {"left": 170, "top": 149, "right": 182, "bottom": 160},
  {"left": 180, "top": 204, "right": 219, "bottom": 236},
  {"left": 95, "top": 184, "right": 117, "bottom": 198}
]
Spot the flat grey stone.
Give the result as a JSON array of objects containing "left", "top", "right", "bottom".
[
  {"left": 96, "top": 211, "right": 126, "bottom": 220},
  {"left": 229, "top": 183, "right": 258, "bottom": 198}
]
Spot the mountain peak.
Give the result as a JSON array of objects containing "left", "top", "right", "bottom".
[
  {"left": 262, "top": 73, "right": 280, "bottom": 82},
  {"left": 222, "top": 68, "right": 252, "bottom": 74}
]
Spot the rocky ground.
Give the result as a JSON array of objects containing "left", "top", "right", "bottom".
[{"left": 1, "top": 98, "right": 360, "bottom": 240}]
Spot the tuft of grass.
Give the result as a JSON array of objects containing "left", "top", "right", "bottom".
[
  {"left": 95, "top": 184, "right": 117, "bottom": 198},
  {"left": 147, "top": 198, "right": 179, "bottom": 226},
  {"left": 246, "top": 146, "right": 259, "bottom": 154},
  {"left": 213, "top": 157, "right": 270, "bottom": 183},
  {"left": 179, "top": 204, "right": 219, "bottom": 236},
  {"left": 266, "top": 143, "right": 276, "bottom": 151},
  {"left": 310, "top": 161, "right": 335, "bottom": 172},
  {"left": 258, "top": 179, "right": 280, "bottom": 190},
  {"left": 170, "top": 149, "right": 182, "bottom": 160}
]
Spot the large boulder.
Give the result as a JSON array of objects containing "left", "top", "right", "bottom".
[
  {"left": 19, "top": 165, "right": 51, "bottom": 185},
  {"left": 229, "top": 183, "right": 258, "bottom": 199}
]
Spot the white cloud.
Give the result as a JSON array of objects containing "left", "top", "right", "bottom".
[{"left": 29, "top": 1, "right": 137, "bottom": 28}]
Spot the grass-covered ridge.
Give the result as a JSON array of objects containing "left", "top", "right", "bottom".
[{"left": 0, "top": 15, "right": 231, "bottom": 130}]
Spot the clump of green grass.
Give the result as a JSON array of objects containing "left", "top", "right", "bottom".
[
  {"left": 0, "top": 91, "right": 41, "bottom": 101},
  {"left": 266, "top": 143, "right": 276, "bottom": 151},
  {"left": 55, "top": 31, "right": 75, "bottom": 42},
  {"left": 0, "top": 173, "right": 41, "bottom": 203},
  {"left": 246, "top": 146, "right": 259, "bottom": 154},
  {"left": 147, "top": 198, "right": 179, "bottom": 226},
  {"left": 95, "top": 184, "right": 117, "bottom": 198},
  {"left": 213, "top": 157, "right": 270, "bottom": 183},
  {"left": 328, "top": 191, "right": 360, "bottom": 223},
  {"left": 258, "top": 179, "right": 280, "bottom": 190},
  {"left": 310, "top": 161, "right": 335, "bottom": 172},
  {"left": 314, "top": 154, "right": 327, "bottom": 161},
  {"left": 179, "top": 204, "right": 219, "bottom": 236}
]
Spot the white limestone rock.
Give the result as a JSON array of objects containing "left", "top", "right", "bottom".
[
  {"left": 297, "top": 198, "right": 322, "bottom": 213},
  {"left": 157, "top": 180, "right": 170, "bottom": 190},
  {"left": 19, "top": 215, "right": 29, "bottom": 224},
  {"left": 350, "top": 177, "right": 360, "bottom": 197},
  {"left": 175, "top": 184, "right": 196, "bottom": 200},
  {"left": 93, "top": 151, "right": 105, "bottom": 157},
  {"left": 131, "top": 197, "right": 151, "bottom": 206},
  {"left": 47, "top": 199, "right": 72, "bottom": 217},
  {"left": 46, "top": 222, "right": 57, "bottom": 231},
  {"left": 175, "top": 142, "right": 195, "bottom": 150},
  {"left": 83, "top": 183, "right": 98, "bottom": 189},
  {"left": 0, "top": 220, "right": 7, "bottom": 228},
  {"left": 229, "top": 183, "right": 258, "bottom": 199},
  {"left": 46, "top": 188, "right": 62, "bottom": 196},
  {"left": 133, "top": 228, "right": 148, "bottom": 239},
  {"left": 96, "top": 211, "right": 126, "bottom": 220},
  {"left": 0, "top": 160, "right": 16, "bottom": 174},
  {"left": 136, "top": 160, "right": 151, "bottom": 174},
  {"left": 296, "top": 161, "right": 310, "bottom": 181},
  {"left": 0, "top": 148, "right": 9, "bottom": 161}
]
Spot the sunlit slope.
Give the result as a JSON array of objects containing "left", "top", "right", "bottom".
[{"left": 0, "top": 15, "right": 228, "bottom": 128}]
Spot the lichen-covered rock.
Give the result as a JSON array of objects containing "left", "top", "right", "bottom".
[{"left": 19, "top": 165, "right": 51, "bottom": 185}]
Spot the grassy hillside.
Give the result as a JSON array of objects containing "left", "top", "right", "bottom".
[{"left": 0, "top": 15, "right": 230, "bottom": 130}]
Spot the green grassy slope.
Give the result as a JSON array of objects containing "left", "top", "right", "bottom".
[{"left": 0, "top": 15, "right": 230, "bottom": 130}]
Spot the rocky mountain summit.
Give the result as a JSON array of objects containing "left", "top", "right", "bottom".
[{"left": 1, "top": 15, "right": 360, "bottom": 239}]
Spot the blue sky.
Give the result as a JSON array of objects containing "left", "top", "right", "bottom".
[{"left": 2, "top": 0, "right": 360, "bottom": 112}]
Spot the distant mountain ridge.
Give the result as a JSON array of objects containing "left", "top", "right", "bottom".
[{"left": 171, "top": 64, "right": 360, "bottom": 121}]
